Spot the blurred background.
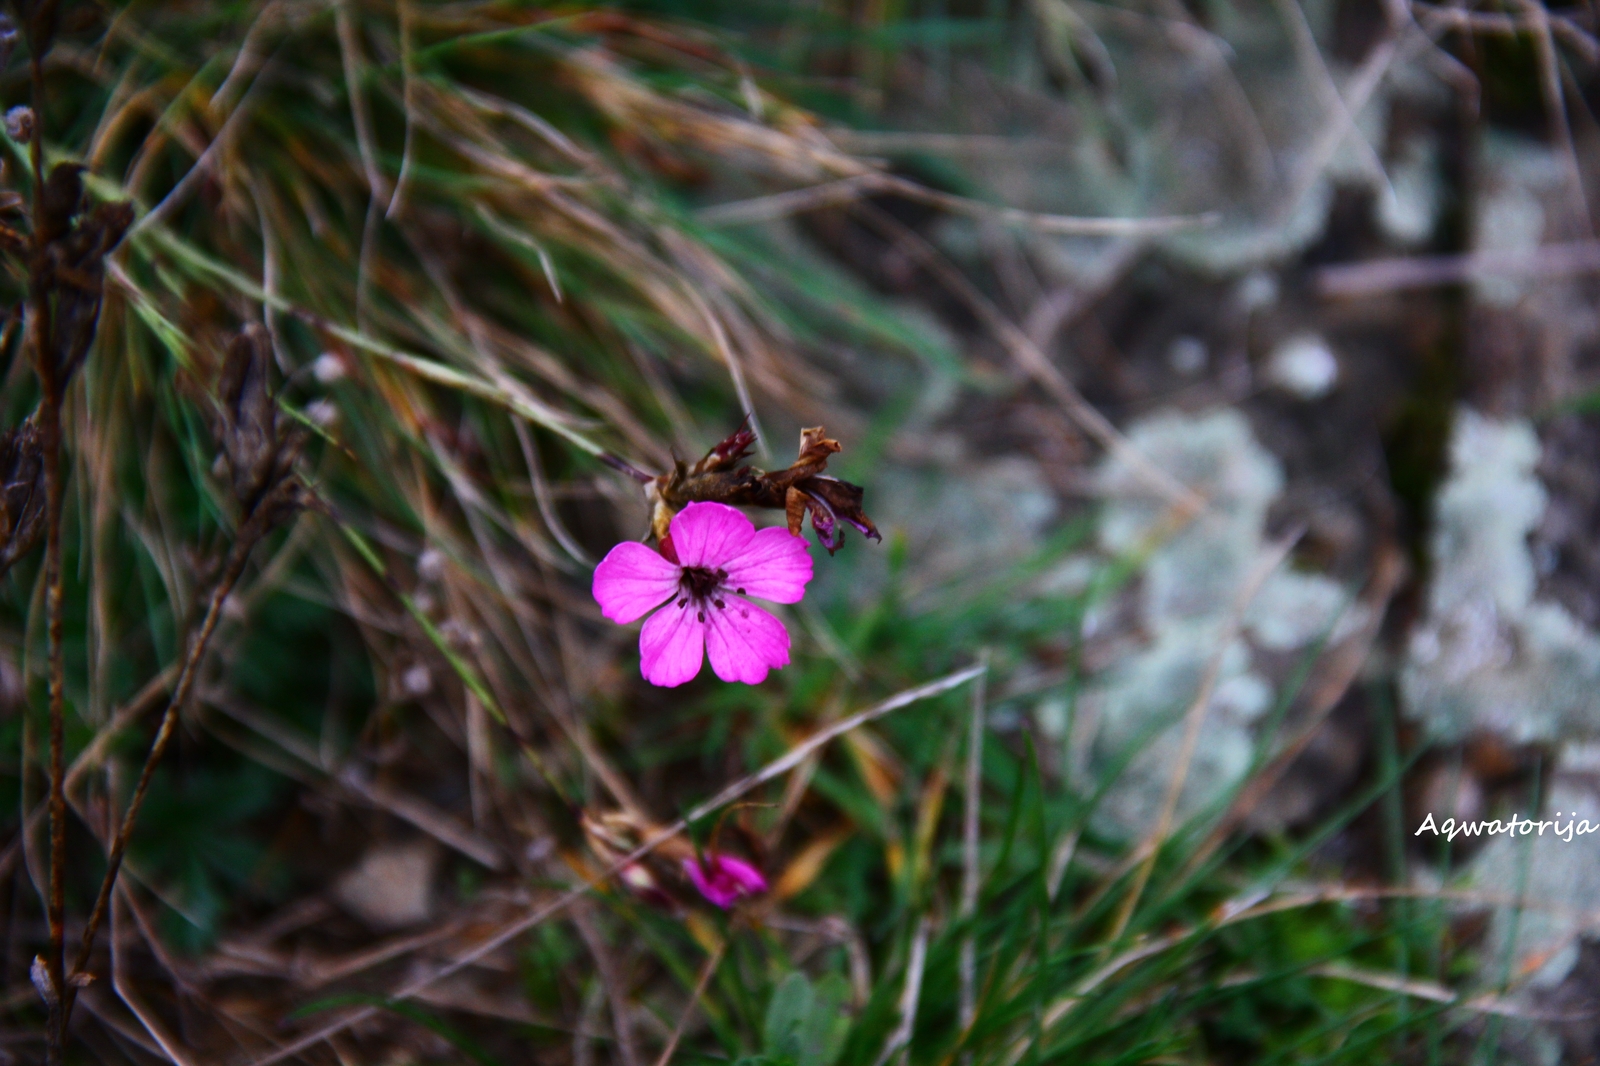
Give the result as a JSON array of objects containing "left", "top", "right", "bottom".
[{"left": 3, "top": 0, "right": 1600, "bottom": 1062}]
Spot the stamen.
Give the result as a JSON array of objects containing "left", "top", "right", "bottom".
[
  {"left": 677, "top": 599, "right": 687, "bottom": 609},
  {"left": 736, "top": 587, "right": 746, "bottom": 595},
  {"left": 714, "top": 598, "right": 725, "bottom": 609},
  {"left": 716, "top": 568, "right": 728, "bottom": 579},
  {"left": 697, "top": 610, "right": 706, "bottom": 622}
]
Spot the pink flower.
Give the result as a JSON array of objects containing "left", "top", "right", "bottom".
[
  {"left": 682, "top": 852, "right": 768, "bottom": 909},
  {"left": 592, "top": 502, "right": 813, "bottom": 687}
]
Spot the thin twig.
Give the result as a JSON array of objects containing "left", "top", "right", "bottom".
[
  {"left": 243, "top": 664, "right": 986, "bottom": 1066},
  {"left": 27, "top": 27, "right": 68, "bottom": 1061},
  {"left": 1316, "top": 239, "right": 1600, "bottom": 295},
  {"left": 684, "top": 288, "right": 767, "bottom": 461},
  {"left": 1410, "top": 2, "right": 1600, "bottom": 61},
  {"left": 65, "top": 494, "right": 291, "bottom": 1021},
  {"left": 1268, "top": 0, "right": 1394, "bottom": 206},
  {"left": 0, "top": 668, "right": 176, "bottom": 887},
  {"left": 1276, "top": 29, "right": 1405, "bottom": 224},
  {"left": 1004, "top": 883, "right": 1537, "bottom": 1064}
]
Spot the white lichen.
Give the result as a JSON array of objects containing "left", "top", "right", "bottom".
[
  {"left": 1087, "top": 408, "right": 1351, "bottom": 835},
  {"left": 1402, "top": 409, "right": 1600, "bottom": 744}
]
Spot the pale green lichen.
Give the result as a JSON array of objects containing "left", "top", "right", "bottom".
[
  {"left": 1402, "top": 409, "right": 1600, "bottom": 744},
  {"left": 1087, "top": 408, "right": 1354, "bottom": 835}
]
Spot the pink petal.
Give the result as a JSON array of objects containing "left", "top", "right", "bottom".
[
  {"left": 639, "top": 601, "right": 706, "bottom": 687},
  {"left": 592, "top": 541, "right": 682, "bottom": 624},
  {"left": 704, "top": 596, "right": 790, "bottom": 684},
  {"left": 720, "top": 526, "right": 812, "bottom": 604},
  {"left": 713, "top": 854, "right": 769, "bottom": 894},
  {"left": 670, "top": 502, "right": 754, "bottom": 569},
  {"left": 682, "top": 854, "right": 767, "bottom": 909}
]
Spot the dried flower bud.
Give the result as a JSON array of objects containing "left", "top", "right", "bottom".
[
  {"left": 214, "top": 325, "right": 306, "bottom": 526},
  {"left": 218, "top": 325, "right": 281, "bottom": 502},
  {"left": 580, "top": 809, "right": 680, "bottom": 910},
  {"left": 38, "top": 162, "right": 83, "bottom": 245},
  {"left": 640, "top": 422, "right": 880, "bottom": 556},
  {"left": 0, "top": 421, "right": 45, "bottom": 579},
  {"left": 3, "top": 105, "right": 31, "bottom": 144},
  {"left": 51, "top": 199, "right": 135, "bottom": 384}
]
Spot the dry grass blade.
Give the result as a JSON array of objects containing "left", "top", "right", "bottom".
[
  {"left": 700, "top": 171, "right": 1218, "bottom": 236},
  {"left": 1316, "top": 239, "right": 1600, "bottom": 294},
  {"left": 110, "top": 886, "right": 198, "bottom": 1066},
  {"left": 874, "top": 915, "right": 931, "bottom": 1066},
  {"left": 959, "top": 650, "right": 988, "bottom": 1032},
  {"left": 1306, "top": 962, "right": 1598, "bottom": 1022}
]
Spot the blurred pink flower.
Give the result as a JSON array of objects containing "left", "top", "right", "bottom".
[
  {"left": 592, "top": 502, "right": 812, "bottom": 687},
  {"left": 682, "top": 852, "right": 768, "bottom": 909}
]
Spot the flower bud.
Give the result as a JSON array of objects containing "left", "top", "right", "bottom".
[{"left": 4, "top": 105, "right": 32, "bottom": 144}]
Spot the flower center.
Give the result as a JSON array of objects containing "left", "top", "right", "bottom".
[{"left": 679, "top": 565, "right": 726, "bottom": 602}]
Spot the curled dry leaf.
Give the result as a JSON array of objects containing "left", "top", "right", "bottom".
[{"left": 641, "top": 423, "right": 880, "bottom": 555}]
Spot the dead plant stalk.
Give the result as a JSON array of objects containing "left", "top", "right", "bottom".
[
  {"left": 28, "top": 25, "right": 67, "bottom": 1064},
  {"left": 62, "top": 482, "right": 296, "bottom": 1028}
]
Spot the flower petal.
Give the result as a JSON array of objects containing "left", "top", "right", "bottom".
[
  {"left": 639, "top": 600, "right": 706, "bottom": 687},
  {"left": 711, "top": 854, "right": 768, "bottom": 894},
  {"left": 721, "top": 526, "right": 812, "bottom": 603},
  {"left": 682, "top": 854, "right": 767, "bottom": 908},
  {"left": 704, "top": 595, "right": 790, "bottom": 684},
  {"left": 681, "top": 857, "right": 732, "bottom": 907},
  {"left": 593, "top": 541, "right": 681, "bottom": 624},
  {"left": 670, "top": 502, "right": 754, "bottom": 569}
]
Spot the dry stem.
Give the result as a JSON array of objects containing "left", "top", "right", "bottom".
[
  {"left": 28, "top": 30, "right": 68, "bottom": 1063},
  {"left": 63, "top": 483, "right": 294, "bottom": 1026}
]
